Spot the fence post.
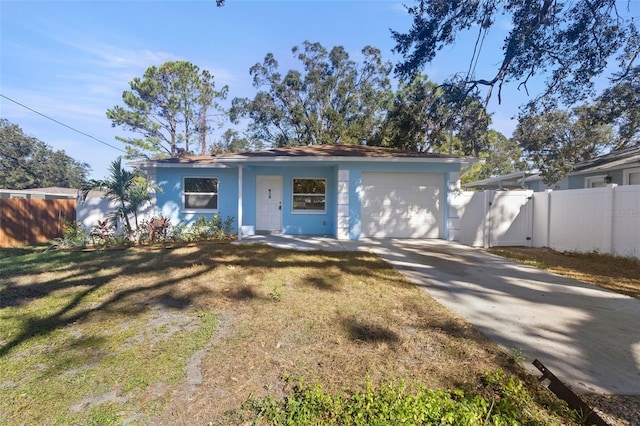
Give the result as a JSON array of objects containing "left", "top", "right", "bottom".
[
  {"left": 526, "top": 190, "right": 534, "bottom": 247},
  {"left": 545, "top": 189, "right": 553, "bottom": 248},
  {"left": 483, "top": 190, "right": 494, "bottom": 248},
  {"left": 603, "top": 184, "right": 617, "bottom": 254}
]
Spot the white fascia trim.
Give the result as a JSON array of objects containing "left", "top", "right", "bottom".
[
  {"left": 0, "top": 189, "right": 78, "bottom": 198},
  {"left": 130, "top": 162, "right": 229, "bottom": 169},
  {"left": 218, "top": 156, "right": 477, "bottom": 164},
  {"left": 130, "top": 156, "right": 479, "bottom": 169}
]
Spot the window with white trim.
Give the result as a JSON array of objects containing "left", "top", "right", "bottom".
[
  {"left": 624, "top": 167, "right": 640, "bottom": 185},
  {"left": 183, "top": 177, "right": 218, "bottom": 210},
  {"left": 292, "top": 178, "right": 326, "bottom": 211},
  {"left": 585, "top": 175, "right": 606, "bottom": 188}
]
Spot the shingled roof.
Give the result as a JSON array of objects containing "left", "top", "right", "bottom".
[
  {"left": 130, "top": 145, "right": 464, "bottom": 168},
  {"left": 217, "top": 144, "right": 457, "bottom": 158},
  {"left": 572, "top": 145, "right": 640, "bottom": 173}
]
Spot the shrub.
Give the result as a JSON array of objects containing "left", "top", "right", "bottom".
[
  {"left": 137, "top": 215, "right": 170, "bottom": 244},
  {"left": 48, "top": 220, "right": 88, "bottom": 250},
  {"left": 172, "top": 215, "right": 235, "bottom": 243},
  {"left": 89, "top": 219, "right": 115, "bottom": 248},
  {"left": 247, "top": 372, "right": 559, "bottom": 425}
]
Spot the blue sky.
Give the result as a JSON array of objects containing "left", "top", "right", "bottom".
[{"left": 2, "top": 0, "right": 632, "bottom": 180}]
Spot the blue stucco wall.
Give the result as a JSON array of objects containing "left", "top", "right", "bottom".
[
  {"left": 154, "top": 167, "right": 240, "bottom": 232},
  {"left": 241, "top": 165, "right": 336, "bottom": 236},
  {"left": 151, "top": 160, "right": 461, "bottom": 239}
]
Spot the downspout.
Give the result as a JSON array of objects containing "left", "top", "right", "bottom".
[{"left": 237, "top": 164, "right": 243, "bottom": 241}]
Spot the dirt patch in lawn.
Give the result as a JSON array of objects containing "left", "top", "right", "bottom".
[
  {"left": 487, "top": 247, "right": 640, "bottom": 299},
  {"left": 1, "top": 243, "right": 570, "bottom": 424}
]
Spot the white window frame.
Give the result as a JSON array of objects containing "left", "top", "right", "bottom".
[
  {"left": 182, "top": 176, "right": 219, "bottom": 212},
  {"left": 292, "top": 178, "right": 327, "bottom": 214},
  {"left": 585, "top": 175, "right": 607, "bottom": 188},
  {"left": 623, "top": 167, "right": 640, "bottom": 186}
]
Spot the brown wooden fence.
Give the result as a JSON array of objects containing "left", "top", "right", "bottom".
[{"left": 0, "top": 199, "right": 76, "bottom": 247}]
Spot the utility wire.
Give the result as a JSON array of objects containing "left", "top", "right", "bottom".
[{"left": 0, "top": 93, "right": 127, "bottom": 154}]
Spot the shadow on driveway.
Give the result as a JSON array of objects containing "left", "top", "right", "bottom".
[{"left": 367, "top": 239, "right": 640, "bottom": 395}]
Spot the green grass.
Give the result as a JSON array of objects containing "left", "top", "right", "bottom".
[
  {"left": 0, "top": 243, "right": 576, "bottom": 424},
  {"left": 1, "top": 303, "right": 216, "bottom": 423},
  {"left": 0, "top": 246, "right": 218, "bottom": 424},
  {"left": 246, "top": 371, "right": 559, "bottom": 425}
]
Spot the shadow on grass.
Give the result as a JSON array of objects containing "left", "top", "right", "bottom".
[
  {"left": 341, "top": 315, "right": 400, "bottom": 348},
  {"left": 0, "top": 243, "right": 399, "bottom": 358},
  {"left": 226, "top": 285, "right": 263, "bottom": 301}
]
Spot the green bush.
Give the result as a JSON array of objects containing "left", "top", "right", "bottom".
[
  {"left": 171, "top": 214, "right": 235, "bottom": 242},
  {"left": 48, "top": 220, "right": 88, "bottom": 250},
  {"left": 247, "top": 372, "right": 560, "bottom": 425}
]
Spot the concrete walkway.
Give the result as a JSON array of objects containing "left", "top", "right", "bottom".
[{"left": 238, "top": 235, "right": 640, "bottom": 395}]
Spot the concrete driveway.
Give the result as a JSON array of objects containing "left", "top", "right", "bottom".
[
  {"left": 366, "top": 239, "right": 640, "bottom": 395},
  {"left": 239, "top": 234, "right": 640, "bottom": 395}
]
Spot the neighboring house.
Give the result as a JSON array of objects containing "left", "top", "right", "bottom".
[
  {"left": 0, "top": 187, "right": 83, "bottom": 200},
  {"left": 461, "top": 171, "right": 563, "bottom": 191},
  {"left": 0, "top": 187, "right": 106, "bottom": 199},
  {"left": 566, "top": 145, "right": 640, "bottom": 189},
  {"left": 464, "top": 145, "right": 640, "bottom": 191},
  {"left": 130, "top": 144, "right": 475, "bottom": 240}
]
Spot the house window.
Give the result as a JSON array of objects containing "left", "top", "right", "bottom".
[
  {"left": 292, "top": 178, "right": 326, "bottom": 211},
  {"left": 183, "top": 177, "right": 218, "bottom": 210},
  {"left": 585, "top": 175, "right": 606, "bottom": 188},
  {"left": 624, "top": 168, "right": 640, "bottom": 186}
]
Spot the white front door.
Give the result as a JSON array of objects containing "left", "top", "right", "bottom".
[{"left": 256, "top": 175, "right": 282, "bottom": 232}]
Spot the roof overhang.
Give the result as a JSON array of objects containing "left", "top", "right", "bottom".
[
  {"left": 569, "top": 157, "right": 640, "bottom": 175},
  {"left": 128, "top": 160, "right": 230, "bottom": 169},
  {"left": 129, "top": 154, "right": 480, "bottom": 169},
  {"left": 0, "top": 189, "right": 78, "bottom": 199},
  {"left": 464, "top": 171, "right": 538, "bottom": 190}
]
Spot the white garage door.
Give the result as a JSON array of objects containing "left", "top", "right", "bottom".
[{"left": 361, "top": 172, "right": 443, "bottom": 238}]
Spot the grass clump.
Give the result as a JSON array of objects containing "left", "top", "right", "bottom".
[{"left": 247, "top": 371, "right": 564, "bottom": 425}]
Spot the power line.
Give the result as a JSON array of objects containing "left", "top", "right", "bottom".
[{"left": 0, "top": 93, "right": 127, "bottom": 154}]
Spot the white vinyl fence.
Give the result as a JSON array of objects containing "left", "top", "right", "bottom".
[
  {"left": 452, "top": 184, "right": 640, "bottom": 258},
  {"left": 76, "top": 196, "right": 154, "bottom": 234}
]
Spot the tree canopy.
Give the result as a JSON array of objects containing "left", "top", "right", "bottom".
[
  {"left": 392, "top": 0, "right": 638, "bottom": 107},
  {"left": 461, "top": 130, "right": 527, "bottom": 184},
  {"left": 590, "top": 65, "right": 640, "bottom": 148},
  {"left": 374, "top": 75, "right": 490, "bottom": 156},
  {"left": 515, "top": 106, "right": 615, "bottom": 185},
  {"left": 107, "top": 61, "right": 228, "bottom": 159},
  {"left": 230, "top": 41, "right": 393, "bottom": 147},
  {"left": 209, "top": 129, "right": 253, "bottom": 155},
  {"left": 0, "top": 119, "right": 90, "bottom": 189}
]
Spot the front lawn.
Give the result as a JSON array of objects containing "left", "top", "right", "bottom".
[{"left": 0, "top": 243, "right": 572, "bottom": 424}]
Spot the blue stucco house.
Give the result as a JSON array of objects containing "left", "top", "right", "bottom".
[{"left": 130, "top": 145, "right": 474, "bottom": 240}]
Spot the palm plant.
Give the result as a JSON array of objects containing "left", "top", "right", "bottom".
[{"left": 82, "top": 157, "right": 151, "bottom": 237}]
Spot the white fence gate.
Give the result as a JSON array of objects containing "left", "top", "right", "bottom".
[
  {"left": 452, "top": 190, "right": 533, "bottom": 248},
  {"left": 453, "top": 185, "right": 640, "bottom": 259}
]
